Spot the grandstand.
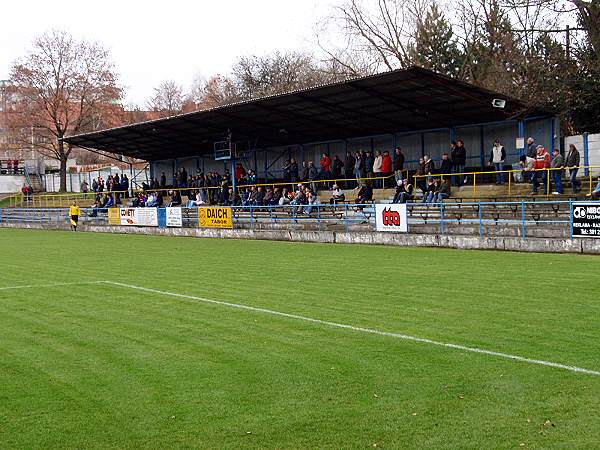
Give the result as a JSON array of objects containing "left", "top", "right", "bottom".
[{"left": 64, "top": 66, "right": 558, "bottom": 198}]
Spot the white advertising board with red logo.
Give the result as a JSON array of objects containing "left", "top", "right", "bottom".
[
  {"left": 375, "top": 204, "right": 408, "bottom": 233},
  {"left": 119, "top": 208, "right": 159, "bottom": 227}
]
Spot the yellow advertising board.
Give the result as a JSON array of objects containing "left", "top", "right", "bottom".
[
  {"left": 198, "top": 207, "right": 233, "bottom": 229},
  {"left": 108, "top": 208, "right": 120, "bottom": 225}
]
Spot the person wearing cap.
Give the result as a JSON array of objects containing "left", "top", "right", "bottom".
[
  {"left": 489, "top": 139, "right": 506, "bottom": 185},
  {"left": 535, "top": 146, "right": 551, "bottom": 194},
  {"left": 329, "top": 184, "right": 345, "bottom": 204},
  {"left": 550, "top": 149, "right": 564, "bottom": 194},
  {"left": 393, "top": 178, "right": 414, "bottom": 204}
]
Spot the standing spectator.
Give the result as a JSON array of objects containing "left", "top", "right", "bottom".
[
  {"left": 550, "top": 149, "right": 564, "bottom": 194},
  {"left": 439, "top": 152, "right": 452, "bottom": 176},
  {"left": 246, "top": 169, "right": 257, "bottom": 185},
  {"left": 354, "top": 151, "right": 365, "bottom": 183},
  {"left": 565, "top": 144, "right": 581, "bottom": 193},
  {"left": 235, "top": 163, "right": 247, "bottom": 184},
  {"left": 423, "top": 155, "right": 435, "bottom": 175},
  {"left": 526, "top": 137, "right": 537, "bottom": 158},
  {"left": 308, "top": 161, "right": 319, "bottom": 192},
  {"left": 451, "top": 140, "right": 467, "bottom": 187},
  {"left": 160, "top": 172, "right": 167, "bottom": 188},
  {"left": 393, "top": 147, "right": 405, "bottom": 183},
  {"left": 13, "top": 160, "right": 19, "bottom": 174},
  {"left": 81, "top": 180, "right": 89, "bottom": 194},
  {"left": 372, "top": 150, "right": 383, "bottom": 188},
  {"left": 535, "top": 146, "right": 551, "bottom": 194},
  {"left": 121, "top": 174, "right": 129, "bottom": 198},
  {"left": 332, "top": 154, "right": 344, "bottom": 182},
  {"left": 282, "top": 160, "right": 291, "bottom": 183},
  {"left": 21, "top": 183, "right": 28, "bottom": 201},
  {"left": 319, "top": 153, "right": 332, "bottom": 180},
  {"left": 92, "top": 178, "right": 99, "bottom": 193},
  {"left": 364, "top": 151, "right": 375, "bottom": 182},
  {"left": 300, "top": 161, "right": 309, "bottom": 182},
  {"left": 344, "top": 152, "right": 355, "bottom": 189},
  {"left": 489, "top": 139, "right": 507, "bottom": 185},
  {"left": 290, "top": 158, "right": 299, "bottom": 183},
  {"left": 415, "top": 157, "right": 427, "bottom": 193},
  {"left": 381, "top": 150, "right": 392, "bottom": 184}
]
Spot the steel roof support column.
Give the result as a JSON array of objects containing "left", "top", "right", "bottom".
[
  {"left": 480, "top": 125, "right": 485, "bottom": 170},
  {"left": 518, "top": 120, "right": 525, "bottom": 157}
]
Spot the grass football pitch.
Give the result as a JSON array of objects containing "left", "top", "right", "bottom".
[{"left": 1, "top": 228, "right": 600, "bottom": 449}]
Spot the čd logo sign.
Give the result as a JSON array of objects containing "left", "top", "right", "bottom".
[{"left": 381, "top": 207, "right": 402, "bottom": 226}]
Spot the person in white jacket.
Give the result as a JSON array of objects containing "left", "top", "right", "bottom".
[
  {"left": 372, "top": 150, "right": 383, "bottom": 188},
  {"left": 489, "top": 139, "right": 507, "bottom": 184}
]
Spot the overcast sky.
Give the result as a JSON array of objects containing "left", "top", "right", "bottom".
[{"left": 0, "top": 0, "right": 335, "bottom": 105}]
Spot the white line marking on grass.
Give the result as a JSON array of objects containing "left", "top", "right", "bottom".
[
  {"left": 0, "top": 281, "right": 108, "bottom": 291},
  {"left": 102, "top": 281, "right": 600, "bottom": 377}
]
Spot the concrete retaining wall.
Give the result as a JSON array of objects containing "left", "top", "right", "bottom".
[{"left": 2, "top": 221, "right": 600, "bottom": 255}]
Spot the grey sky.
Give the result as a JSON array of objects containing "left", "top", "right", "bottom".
[{"left": 1, "top": 0, "right": 335, "bottom": 105}]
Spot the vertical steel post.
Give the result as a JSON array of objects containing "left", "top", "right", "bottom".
[
  {"left": 583, "top": 132, "right": 589, "bottom": 177},
  {"left": 521, "top": 200, "right": 526, "bottom": 239},
  {"left": 345, "top": 203, "right": 349, "bottom": 233},
  {"left": 440, "top": 202, "right": 445, "bottom": 236},
  {"left": 518, "top": 120, "right": 525, "bottom": 157},
  {"left": 569, "top": 199, "right": 574, "bottom": 240},
  {"left": 479, "top": 203, "right": 483, "bottom": 238}
]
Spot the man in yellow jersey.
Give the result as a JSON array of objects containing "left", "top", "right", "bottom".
[{"left": 69, "top": 201, "right": 81, "bottom": 231}]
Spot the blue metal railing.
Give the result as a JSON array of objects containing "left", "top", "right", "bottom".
[{"left": 0, "top": 200, "right": 577, "bottom": 239}]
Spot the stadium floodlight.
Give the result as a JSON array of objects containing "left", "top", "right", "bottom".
[{"left": 492, "top": 99, "right": 506, "bottom": 108}]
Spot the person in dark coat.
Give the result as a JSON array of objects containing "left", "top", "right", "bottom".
[
  {"left": 439, "top": 152, "right": 452, "bottom": 176},
  {"left": 344, "top": 152, "right": 356, "bottom": 189},
  {"left": 565, "top": 144, "right": 581, "bottom": 193},
  {"left": 451, "top": 140, "right": 467, "bottom": 187}
]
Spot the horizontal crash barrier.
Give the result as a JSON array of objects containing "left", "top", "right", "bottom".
[{"left": 0, "top": 200, "right": 592, "bottom": 239}]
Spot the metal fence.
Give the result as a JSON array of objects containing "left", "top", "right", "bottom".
[{"left": 0, "top": 201, "right": 576, "bottom": 239}]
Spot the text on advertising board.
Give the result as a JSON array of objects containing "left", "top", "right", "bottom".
[
  {"left": 572, "top": 202, "right": 600, "bottom": 238},
  {"left": 375, "top": 204, "right": 408, "bottom": 233},
  {"left": 198, "top": 207, "right": 233, "bottom": 229}
]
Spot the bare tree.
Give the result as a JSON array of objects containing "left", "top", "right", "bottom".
[
  {"left": 147, "top": 80, "right": 185, "bottom": 117},
  {"left": 10, "top": 30, "right": 122, "bottom": 191},
  {"left": 189, "top": 74, "right": 240, "bottom": 109},
  {"left": 317, "top": 0, "right": 432, "bottom": 74}
]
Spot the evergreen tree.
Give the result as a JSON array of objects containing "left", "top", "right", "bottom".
[{"left": 410, "top": 3, "right": 462, "bottom": 77}]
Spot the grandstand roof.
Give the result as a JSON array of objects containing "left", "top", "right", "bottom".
[{"left": 64, "top": 66, "right": 552, "bottom": 161}]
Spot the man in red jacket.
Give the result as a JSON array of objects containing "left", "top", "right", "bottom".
[
  {"left": 320, "top": 153, "right": 332, "bottom": 181},
  {"left": 534, "top": 146, "right": 551, "bottom": 194},
  {"left": 381, "top": 150, "right": 392, "bottom": 183}
]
